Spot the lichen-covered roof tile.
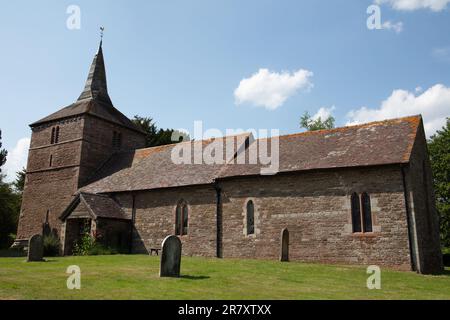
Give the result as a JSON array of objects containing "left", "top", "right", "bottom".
[{"left": 80, "top": 115, "right": 421, "bottom": 193}]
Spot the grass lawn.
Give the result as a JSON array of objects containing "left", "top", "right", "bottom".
[{"left": 0, "top": 255, "right": 449, "bottom": 300}]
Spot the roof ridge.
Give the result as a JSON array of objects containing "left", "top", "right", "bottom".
[
  {"left": 254, "top": 115, "right": 422, "bottom": 141},
  {"left": 133, "top": 132, "right": 252, "bottom": 153}
]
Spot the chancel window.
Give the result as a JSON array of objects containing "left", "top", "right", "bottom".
[
  {"left": 351, "top": 193, "right": 361, "bottom": 233},
  {"left": 246, "top": 200, "right": 255, "bottom": 235},
  {"left": 175, "top": 201, "right": 188, "bottom": 236},
  {"left": 351, "top": 192, "right": 373, "bottom": 233},
  {"left": 361, "top": 192, "right": 372, "bottom": 232}
]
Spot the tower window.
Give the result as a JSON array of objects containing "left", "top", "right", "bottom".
[
  {"left": 175, "top": 201, "right": 188, "bottom": 236},
  {"left": 55, "top": 126, "right": 60, "bottom": 143},
  {"left": 351, "top": 192, "right": 373, "bottom": 233},
  {"left": 246, "top": 200, "right": 255, "bottom": 235},
  {"left": 50, "top": 126, "right": 60, "bottom": 144},
  {"left": 51, "top": 128, "right": 55, "bottom": 144},
  {"left": 49, "top": 154, "right": 53, "bottom": 167}
]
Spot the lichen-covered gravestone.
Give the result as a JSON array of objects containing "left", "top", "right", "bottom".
[
  {"left": 159, "top": 235, "right": 182, "bottom": 277},
  {"left": 27, "top": 234, "right": 44, "bottom": 262}
]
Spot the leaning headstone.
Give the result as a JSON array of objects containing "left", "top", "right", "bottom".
[
  {"left": 159, "top": 235, "right": 182, "bottom": 277},
  {"left": 27, "top": 234, "right": 44, "bottom": 262},
  {"left": 280, "top": 228, "right": 289, "bottom": 262}
]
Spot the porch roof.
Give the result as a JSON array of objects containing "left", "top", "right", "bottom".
[{"left": 60, "top": 192, "right": 130, "bottom": 221}]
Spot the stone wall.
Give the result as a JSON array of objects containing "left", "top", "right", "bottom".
[
  {"left": 403, "top": 123, "right": 443, "bottom": 274},
  {"left": 17, "top": 114, "right": 145, "bottom": 241},
  {"left": 110, "top": 165, "right": 419, "bottom": 270},
  {"left": 18, "top": 117, "right": 85, "bottom": 240},
  {"left": 78, "top": 115, "right": 146, "bottom": 186},
  {"left": 113, "top": 185, "right": 218, "bottom": 257},
  {"left": 95, "top": 218, "right": 131, "bottom": 252},
  {"left": 218, "top": 166, "right": 413, "bottom": 270}
]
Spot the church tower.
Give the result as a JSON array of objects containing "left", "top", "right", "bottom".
[{"left": 15, "top": 41, "right": 146, "bottom": 244}]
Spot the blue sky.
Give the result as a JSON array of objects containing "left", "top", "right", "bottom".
[{"left": 1, "top": 0, "right": 450, "bottom": 181}]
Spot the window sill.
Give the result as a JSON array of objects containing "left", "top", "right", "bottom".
[{"left": 351, "top": 232, "right": 378, "bottom": 238}]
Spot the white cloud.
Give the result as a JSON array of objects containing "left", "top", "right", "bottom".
[
  {"left": 234, "top": 68, "right": 313, "bottom": 110},
  {"left": 375, "top": 0, "right": 450, "bottom": 11},
  {"left": 381, "top": 20, "right": 404, "bottom": 33},
  {"left": 3, "top": 137, "right": 30, "bottom": 182},
  {"left": 347, "top": 84, "right": 450, "bottom": 136},
  {"left": 312, "top": 106, "right": 336, "bottom": 121}
]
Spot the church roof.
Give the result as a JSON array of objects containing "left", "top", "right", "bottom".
[
  {"left": 80, "top": 115, "right": 422, "bottom": 194},
  {"left": 218, "top": 115, "right": 422, "bottom": 179},
  {"left": 30, "top": 43, "right": 144, "bottom": 134},
  {"left": 80, "top": 133, "right": 252, "bottom": 194},
  {"left": 60, "top": 192, "right": 130, "bottom": 221}
]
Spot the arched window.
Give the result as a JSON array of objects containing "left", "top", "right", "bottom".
[
  {"left": 361, "top": 192, "right": 372, "bottom": 232},
  {"left": 351, "top": 192, "right": 373, "bottom": 233},
  {"left": 55, "top": 126, "right": 60, "bottom": 143},
  {"left": 182, "top": 204, "right": 188, "bottom": 235},
  {"left": 51, "top": 127, "right": 56, "bottom": 144},
  {"left": 51, "top": 126, "right": 60, "bottom": 144},
  {"left": 246, "top": 200, "right": 255, "bottom": 235},
  {"left": 351, "top": 193, "right": 362, "bottom": 233},
  {"left": 175, "top": 201, "right": 188, "bottom": 236}
]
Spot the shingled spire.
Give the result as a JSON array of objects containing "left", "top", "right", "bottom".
[
  {"left": 77, "top": 40, "right": 111, "bottom": 103},
  {"left": 31, "top": 36, "right": 145, "bottom": 134}
]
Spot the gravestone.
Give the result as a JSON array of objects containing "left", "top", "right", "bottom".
[
  {"left": 27, "top": 234, "right": 44, "bottom": 262},
  {"left": 160, "top": 235, "right": 182, "bottom": 277},
  {"left": 280, "top": 228, "right": 289, "bottom": 262}
]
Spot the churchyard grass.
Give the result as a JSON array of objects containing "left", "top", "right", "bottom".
[{"left": 0, "top": 255, "right": 449, "bottom": 299}]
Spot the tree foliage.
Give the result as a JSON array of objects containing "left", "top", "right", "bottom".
[
  {"left": 132, "top": 116, "right": 190, "bottom": 148},
  {"left": 428, "top": 118, "right": 450, "bottom": 248},
  {"left": 14, "top": 168, "right": 26, "bottom": 193},
  {"left": 300, "top": 112, "right": 335, "bottom": 131},
  {"left": 0, "top": 129, "right": 7, "bottom": 172},
  {"left": 0, "top": 130, "right": 21, "bottom": 249}
]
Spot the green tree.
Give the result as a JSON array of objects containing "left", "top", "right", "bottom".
[
  {"left": 0, "top": 129, "right": 7, "bottom": 173},
  {"left": 0, "top": 181, "right": 21, "bottom": 248},
  {"left": 300, "top": 111, "right": 335, "bottom": 131},
  {"left": 428, "top": 118, "right": 450, "bottom": 248},
  {"left": 132, "top": 116, "right": 190, "bottom": 148},
  {"left": 0, "top": 131, "right": 21, "bottom": 248},
  {"left": 14, "top": 168, "right": 26, "bottom": 193}
]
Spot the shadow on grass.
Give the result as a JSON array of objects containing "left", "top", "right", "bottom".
[{"left": 179, "top": 275, "right": 210, "bottom": 280}]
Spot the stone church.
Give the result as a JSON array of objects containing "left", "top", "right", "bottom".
[{"left": 15, "top": 42, "right": 443, "bottom": 274}]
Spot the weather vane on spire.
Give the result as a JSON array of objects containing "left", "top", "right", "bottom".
[{"left": 100, "top": 26, "right": 105, "bottom": 41}]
